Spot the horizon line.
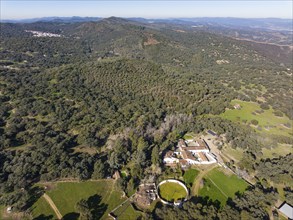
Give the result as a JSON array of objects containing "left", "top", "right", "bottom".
[{"left": 2, "top": 15, "right": 293, "bottom": 21}]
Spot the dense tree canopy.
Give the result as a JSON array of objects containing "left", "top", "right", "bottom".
[{"left": 0, "top": 18, "right": 292, "bottom": 216}]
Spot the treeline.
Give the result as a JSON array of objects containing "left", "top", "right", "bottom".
[{"left": 255, "top": 154, "right": 293, "bottom": 185}]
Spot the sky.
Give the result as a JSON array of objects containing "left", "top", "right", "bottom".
[{"left": 1, "top": 1, "right": 292, "bottom": 20}]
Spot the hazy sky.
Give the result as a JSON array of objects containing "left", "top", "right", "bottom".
[{"left": 1, "top": 1, "right": 292, "bottom": 20}]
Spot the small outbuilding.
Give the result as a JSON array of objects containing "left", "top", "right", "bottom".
[
  {"left": 7, "top": 206, "right": 13, "bottom": 213},
  {"left": 113, "top": 171, "right": 121, "bottom": 180},
  {"left": 278, "top": 202, "right": 293, "bottom": 220},
  {"left": 234, "top": 104, "right": 241, "bottom": 109},
  {"left": 207, "top": 130, "right": 217, "bottom": 137}
]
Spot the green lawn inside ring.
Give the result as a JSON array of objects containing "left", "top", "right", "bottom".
[{"left": 157, "top": 180, "right": 189, "bottom": 204}]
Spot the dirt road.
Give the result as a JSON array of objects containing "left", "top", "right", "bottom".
[
  {"left": 43, "top": 193, "right": 62, "bottom": 220},
  {"left": 191, "top": 164, "right": 217, "bottom": 195}
]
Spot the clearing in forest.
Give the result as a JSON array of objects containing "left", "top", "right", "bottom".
[
  {"left": 32, "top": 180, "right": 132, "bottom": 220},
  {"left": 220, "top": 99, "right": 292, "bottom": 137}
]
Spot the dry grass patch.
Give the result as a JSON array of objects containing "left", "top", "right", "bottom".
[
  {"left": 144, "top": 35, "right": 160, "bottom": 46},
  {"left": 72, "top": 146, "right": 98, "bottom": 155}
]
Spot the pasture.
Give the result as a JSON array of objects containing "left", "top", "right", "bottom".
[
  {"left": 220, "top": 100, "right": 292, "bottom": 137},
  {"left": 112, "top": 200, "right": 142, "bottom": 220},
  {"left": 183, "top": 169, "right": 199, "bottom": 187},
  {"left": 33, "top": 180, "right": 126, "bottom": 220},
  {"left": 199, "top": 168, "right": 248, "bottom": 206},
  {"left": 31, "top": 196, "right": 57, "bottom": 219},
  {"left": 262, "top": 143, "right": 292, "bottom": 158}
]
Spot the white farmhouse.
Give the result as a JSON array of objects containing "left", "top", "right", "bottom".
[{"left": 163, "top": 138, "right": 217, "bottom": 168}]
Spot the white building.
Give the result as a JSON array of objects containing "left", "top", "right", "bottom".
[
  {"left": 163, "top": 138, "right": 217, "bottom": 167},
  {"left": 278, "top": 202, "right": 293, "bottom": 220}
]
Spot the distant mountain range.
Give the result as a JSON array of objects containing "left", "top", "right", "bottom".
[
  {"left": 1, "top": 16, "right": 103, "bottom": 23},
  {"left": 1, "top": 16, "right": 292, "bottom": 65},
  {"left": 2, "top": 16, "right": 292, "bottom": 31}
]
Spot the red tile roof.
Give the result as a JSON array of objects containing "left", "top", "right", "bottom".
[
  {"left": 185, "top": 146, "right": 207, "bottom": 151},
  {"left": 179, "top": 159, "right": 188, "bottom": 166},
  {"left": 198, "top": 152, "right": 209, "bottom": 161},
  {"left": 181, "top": 150, "right": 195, "bottom": 160}
]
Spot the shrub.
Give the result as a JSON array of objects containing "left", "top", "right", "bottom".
[
  {"left": 260, "top": 103, "right": 270, "bottom": 110},
  {"left": 251, "top": 119, "right": 259, "bottom": 125},
  {"left": 273, "top": 111, "right": 283, "bottom": 117}
]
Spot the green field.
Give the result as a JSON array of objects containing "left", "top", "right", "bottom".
[
  {"left": 199, "top": 168, "right": 248, "bottom": 205},
  {"left": 183, "top": 133, "right": 194, "bottom": 140},
  {"left": 112, "top": 201, "right": 142, "bottom": 220},
  {"left": 200, "top": 178, "right": 227, "bottom": 205},
  {"left": 34, "top": 180, "right": 126, "bottom": 220},
  {"left": 183, "top": 169, "right": 199, "bottom": 187},
  {"left": 220, "top": 100, "right": 292, "bottom": 137},
  {"left": 31, "top": 196, "right": 57, "bottom": 219},
  {"left": 158, "top": 181, "right": 188, "bottom": 202}
]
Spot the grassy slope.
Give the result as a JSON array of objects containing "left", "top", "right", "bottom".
[
  {"left": 112, "top": 201, "right": 141, "bottom": 220},
  {"left": 262, "top": 143, "right": 292, "bottom": 158},
  {"left": 220, "top": 100, "right": 292, "bottom": 137},
  {"left": 159, "top": 182, "right": 187, "bottom": 202},
  {"left": 183, "top": 169, "right": 199, "bottom": 187},
  {"left": 222, "top": 147, "right": 244, "bottom": 162},
  {"left": 31, "top": 196, "right": 57, "bottom": 219},
  {"left": 118, "top": 205, "right": 141, "bottom": 220},
  {"left": 199, "top": 178, "right": 227, "bottom": 205},
  {"left": 44, "top": 180, "right": 125, "bottom": 220},
  {"left": 199, "top": 168, "right": 249, "bottom": 205},
  {"left": 0, "top": 205, "right": 4, "bottom": 220}
]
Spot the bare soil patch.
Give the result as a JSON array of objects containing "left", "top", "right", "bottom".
[{"left": 144, "top": 35, "right": 160, "bottom": 46}]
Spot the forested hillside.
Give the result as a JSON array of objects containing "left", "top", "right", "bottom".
[{"left": 0, "top": 17, "right": 292, "bottom": 219}]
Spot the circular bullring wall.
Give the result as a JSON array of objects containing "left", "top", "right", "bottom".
[{"left": 157, "top": 179, "right": 189, "bottom": 205}]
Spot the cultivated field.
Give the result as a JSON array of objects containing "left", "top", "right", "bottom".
[
  {"left": 158, "top": 182, "right": 188, "bottom": 202},
  {"left": 199, "top": 167, "right": 248, "bottom": 205}
]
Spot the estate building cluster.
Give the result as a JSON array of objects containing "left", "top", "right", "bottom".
[{"left": 163, "top": 138, "right": 217, "bottom": 167}]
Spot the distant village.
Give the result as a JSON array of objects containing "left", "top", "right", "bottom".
[{"left": 25, "top": 30, "right": 63, "bottom": 37}]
